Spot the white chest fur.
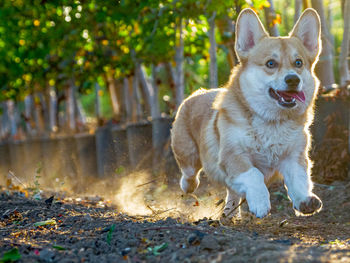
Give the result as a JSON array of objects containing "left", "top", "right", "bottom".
[{"left": 246, "top": 117, "right": 304, "bottom": 172}]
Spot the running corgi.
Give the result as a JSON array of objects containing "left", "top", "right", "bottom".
[{"left": 171, "top": 8, "right": 322, "bottom": 218}]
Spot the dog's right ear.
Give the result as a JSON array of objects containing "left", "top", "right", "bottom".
[{"left": 235, "top": 9, "right": 268, "bottom": 60}]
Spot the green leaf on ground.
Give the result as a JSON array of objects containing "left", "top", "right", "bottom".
[
  {"left": 52, "top": 245, "right": 66, "bottom": 250},
  {"left": 147, "top": 242, "right": 168, "bottom": 256},
  {"left": 0, "top": 248, "right": 21, "bottom": 263},
  {"left": 34, "top": 219, "right": 57, "bottom": 227},
  {"left": 106, "top": 224, "right": 116, "bottom": 245}
]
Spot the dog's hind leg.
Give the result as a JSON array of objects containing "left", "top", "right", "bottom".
[
  {"left": 179, "top": 166, "right": 202, "bottom": 193},
  {"left": 171, "top": 123, "right": 202, "bottom": 194}
]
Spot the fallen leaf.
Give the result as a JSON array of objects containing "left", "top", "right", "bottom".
[
  {"left": 0, "top": 248, "right": 21, "bottom": 262},
  {"left": 106, "top": 224, "right": 116, "bottom": 245},
  {"left": 34, "top": 219, "right": 56, "bottom": 227},
  {"left": 147, "top": 242, "right": 168, "bottom": 256},
  {"left": 52, "top": 245, "right": 66, "bottom": 251}
]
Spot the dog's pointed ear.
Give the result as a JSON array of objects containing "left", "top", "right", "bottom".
[
  {"left": 290, "top": 8, "right": 321, "bottom": 59},
  {"left": 235, "top": 8, "right": 268, "bottom": 60}
]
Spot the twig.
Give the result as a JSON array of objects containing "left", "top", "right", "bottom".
[
  {"left": 146, "top": 205, "right": 156, "bottom": 214},
  {"left": 147, "top": 205, "right": 176, "bottom": 217},
  {"left": 136, "top": 178, "right": 158, "bottom": 187},
  {"left": 142, "top": 225, "right": 214, "bottom": 234},
  {"left": 314, "top": 183, "right": 339, "bottom": 189},
  {"left": 7, "top": 170, "right": 26, "bottom": 188},
  {"left": 223, "top": 198, "right": 246, "bottom": 218},
  {"left": 184, "top": 193, "right": 199, "bottom": 203},
  {"left": 154, "top": 207, "right": 176, "bottom": 216}
]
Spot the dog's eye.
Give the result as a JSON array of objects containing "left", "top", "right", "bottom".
[
  {"left": 295, "top": 59, "right": 303, "bottom": 68},
  {"left": 266, "top": 59, "right": 277, "bottom": 68}
]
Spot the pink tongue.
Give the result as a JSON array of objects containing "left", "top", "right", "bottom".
[{"left": 277, "top": 91, "right": 305, "bottom": 102}]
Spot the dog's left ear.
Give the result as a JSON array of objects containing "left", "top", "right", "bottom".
[{"left": 290, "top": 8, "right": 321, "bottom": 59}]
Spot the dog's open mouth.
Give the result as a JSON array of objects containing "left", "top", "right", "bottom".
[{"left": 268, "top": 88, "right": 305, "bottom": 108}]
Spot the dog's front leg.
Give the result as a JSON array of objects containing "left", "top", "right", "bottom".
[
  {"left": 224, "top": 167, "right": 271, "bottom": 218},
  {"left": 280, "top": 159, "right": 322, "bottom": 215},
  {"left": 218, "top": 146, "right": 271, "bottom": 218}
]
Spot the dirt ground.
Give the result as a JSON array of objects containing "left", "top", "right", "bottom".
[
  {"left": 1, "top": 115, "right": 349, "bottom": 263},
  {"left": 1, "top": 170, "right": 350, "bottom": 263}
]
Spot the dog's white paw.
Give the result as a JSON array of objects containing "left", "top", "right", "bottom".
[
  {"left": 246, "top": 187, "right": 271, "bottom": 218},
  {"left": 293, "top": 194, "right": 322, "bottom": 216},
  {"left": 180, "top": 175, "right": 200, "bottom": 194},
  {"left": 225, "top": 168, "right": 270, "bottom": 218}
]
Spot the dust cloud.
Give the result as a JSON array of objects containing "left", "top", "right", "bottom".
[{"left": 2, "top": 163, "right": 225, "bottom": 221}]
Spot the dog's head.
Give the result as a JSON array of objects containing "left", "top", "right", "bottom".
[{"left": 234, "top": 8, "right": 321, "bottom": 121}]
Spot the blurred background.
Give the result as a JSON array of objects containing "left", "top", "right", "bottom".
[{"left": 0, "top": 0, "right": 348, "bottom": 189}]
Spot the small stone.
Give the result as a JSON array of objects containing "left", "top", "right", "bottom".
[
  {"left": 127, "top": 239, "right": 138, "bottom": 246},
  {"left": 200, "top": 235, "right": 220, "bottom": 251},
  {"left": 121, "top": 247, "right": 131, "bottom": 256},
  {"left": 170, "top": 252, "right": 179, "bottom": 263},
  {"left": 217, "top": 236, "right": 231, "bottom": 246},
  {"left": 39, "top": 248, "right": 55, "bottom": 262},
  {"left": 187, "top": 231, "right": 205, "bottom": 246},
  {"left": 187, "top": 233, "right": 200, "bottom": 245},
  {"left": 84, "top": 214, "right": 92, "bottom": 221}
]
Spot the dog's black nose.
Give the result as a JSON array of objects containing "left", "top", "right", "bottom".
[{"left": 285, "top": 74, "right": 300, "bottom": 87}]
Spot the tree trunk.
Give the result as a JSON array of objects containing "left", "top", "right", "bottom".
[
  {"left": 131, "top": 49, "right": 151, "bottom": 117},
  {"left": 95, "top": 82, "right": 103, "bottom": 126},
  {"left": 39, "top": 91, "right": 50, "bottom": 133},
  {"left": 311, "top": 0, "right": 335, "bottom": 88},
  {"left": 106, "top": 72, "right": 121, "bottom": 119},
  {"left": 48, "top": 86, "right": 58, "bottom": 133},
  {"left": 151, "top": 64, "right": 163, "bottom": 168},
  {"left": 209, "top": 12, "right": 218, "bottom": 89},
  {"left": 131, "top": 72, "right": 143, "bottom": 122},
  {"left": 264, "top": 0, "right": 280, "bottom": 37},
  {"left": 326, "top": 2, "right": 335, "bottom": 52},
  {"left": 33, "top": 93, "right": 45, "bottom": 135},
  {"left": 0, "top": 102, "right": 10, "bottom": 139},
  {"left": 294, "top": 0, "right": 302, "bottom": 23},
  {"left": 302, "top": 0, "right": 310, "bottom": 9},
  {"left": 24, "top": 94, "right": 35, "bottom": 136},
  {"left": 67, "top": 82, "right": 76, "bottom": 132},
  {"left": 115, "top": 80, "right": 126, "bottom": 122},
  {"left": 150, "top": 64, "right": 161, "bottom": 120},
  {"left": 123, "top": 77, "right": 133, "bottom": 123},
  {"left": 135, "top": 63, "right": 151, "bottom": 117},
  {"left": 75, "top": 97, "right": 87, "bottom": 131},
  {"left": 339, "top": 0, "right": 350, "bottom": 87},
  {"left": 7, "top": 100, "right": 17, "bottom": 139},
  {"left": 282, "top": 0, "right": 290, "bottom": 32},
  {"left": 175, "top": 18, "right": 185, "bottom": 109},
  {"left": 166, "top": 62, "right": 177, "bottom": 96},
  {"left": 164, "top": 62, "right": 177, "bottom": 112},
  {"left": 216, "top": 17, "right": 238, "bottom": 68}
]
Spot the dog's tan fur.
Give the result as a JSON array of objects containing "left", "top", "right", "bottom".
[{"left": 171, "top": 8, "right": 323, "bottom": 218}]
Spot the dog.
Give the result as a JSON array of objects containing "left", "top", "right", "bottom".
[{"left": 171, "top": 8, "right": 323, "bottom": 219}]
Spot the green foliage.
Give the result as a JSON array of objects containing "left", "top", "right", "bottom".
[
  {"left": 0, "top": 248, "right": 21, "bottom": 263},
  {"left": 33, "top": 219, "right": 57, "bottom": 227},
  {"left": 147, "top": 242, "right": 168, "bottom": 256},
  {"left": 106, "top": 224, "right": 116, "bottom": 245},
  {"left": 0, "top": 0, "right": 270, "bottom": 102},
  {"left": 52, "top": 245, "right": 66, "bottom": 251},
  {"left": 2, "top": 0, "right": 343, "bottom": 107}
]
